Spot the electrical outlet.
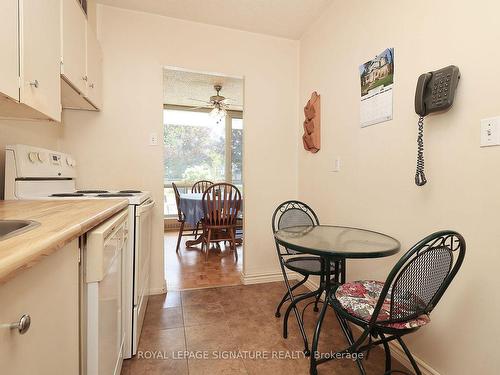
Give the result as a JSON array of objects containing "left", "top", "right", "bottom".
[
  {"left": 480, "top": 117, "right": 500, "bottom": 147},
  {"left": 149, "top": 132, "right": 159, "bottom": 146}
]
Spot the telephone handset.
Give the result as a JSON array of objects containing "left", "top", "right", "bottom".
[{"left": 414, "top": 65, "right": 460, "bottom": 186}]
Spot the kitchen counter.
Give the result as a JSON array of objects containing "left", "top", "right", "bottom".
[{"left": 0, "top": 199, "right": 128, "bottom": 284}]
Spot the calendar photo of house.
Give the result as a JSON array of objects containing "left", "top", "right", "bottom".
[{"left": 360, "top": 48, "right": 394, "bottom": 97}]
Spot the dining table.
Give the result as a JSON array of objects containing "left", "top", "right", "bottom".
[{"left": 273, "top": 225, "right": 400, "bottom": 375}]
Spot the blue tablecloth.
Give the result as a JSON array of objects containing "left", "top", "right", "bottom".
[
  {"left": 178, "top": 193, "right": 244, "bottom": 226},
  {"left": 179, "top": 193, "right": 204, "bottom": 226}
]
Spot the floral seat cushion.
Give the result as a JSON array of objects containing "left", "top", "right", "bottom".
[{"left": 334, "top": 280, "right": 431, "bottom": 330}]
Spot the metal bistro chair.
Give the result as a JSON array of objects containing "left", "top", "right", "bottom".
[
  {"left": 272, "top": 200, "right": 339, "bottom": 356},
  {"left": 323, "top": 230, "right": 466, "bottom": 375},
  {"left": 192, "top": 180, "right": 213, "bottom": 193},
  {"left": 172, "top": 182, "right": 198, "bottom": 253},
  {"left": 201, "top": 183, "right": 242, "bottom": 262}
]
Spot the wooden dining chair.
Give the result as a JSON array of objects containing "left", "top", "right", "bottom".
[
  {"left": 172, "top": 182, "right": 197, "bottom": 253},
  {"left": 191, "top": 180, "right": 214, "bottom": 193},
  {"left": 201, "top": 183, "right": 242, "bottom": 261}
]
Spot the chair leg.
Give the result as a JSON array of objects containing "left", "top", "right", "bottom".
[
  {"left": 280, "top": 262, "right": 311, "bottom": 356},
  {"left": 229, "top": 228, "right": 237, "bottom": 261},
  {"left": 397, "top": 337, "right": 422, "bottom": 375},
  {"left": 275, "top": 275, "right": 309, "bottom": 318},
  {"left": 205, "top": 229, "right": 212, "bottom": 262},
  {"left": 379, "top": 332, "right": 392, "bottom": 373},
  {"left": 176, "top": 221, "right": 185, "bottom": 253}
]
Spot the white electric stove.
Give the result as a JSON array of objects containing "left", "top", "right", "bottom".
[{"left": 4, "top": 144, "right": 154, "bottom": 359}]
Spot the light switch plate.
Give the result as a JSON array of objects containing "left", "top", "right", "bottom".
[
  {"left": 331, "top": 157, "right": 341, "bottom": 172},
  {"left": 480, "top": 117, "right": 500, "bottom": 147},
  {"left": 149, "top": 132, "right": 159, "bottom": 146}
]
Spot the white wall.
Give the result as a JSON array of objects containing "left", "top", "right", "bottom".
[
  {"left": 60, "top": 5, "right": 299, "bottom": 292},
  {"left": 299, "top": 0, "right": 499, "bottom": 373}
]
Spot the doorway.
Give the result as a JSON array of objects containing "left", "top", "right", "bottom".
[{"left": 162, "top": 67, "right": 244, "bottom": 290}]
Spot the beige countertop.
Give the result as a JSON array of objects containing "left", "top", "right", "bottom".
[{"left": 0, "top": 199, "right": 128, "bottom": 284}]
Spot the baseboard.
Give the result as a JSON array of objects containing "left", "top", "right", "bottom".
[
  {"left": 241, "top": 270, "right": 298, "bottom": 285},
  {"left": 302, "top": 280, "right": 440, "bottom": 375},
  {"left": 149, "top": 280, "right": 167, "bottom": 295}
]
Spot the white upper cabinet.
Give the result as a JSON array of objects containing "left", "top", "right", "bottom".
[
  {"left": 60, "top": 0, "right": 102, "bottom": 111},
  {"left": 20, "top": 0, "right": 62, "bottom": 122},
  {"left": 0, "top": 0, "right": 61, "bottom": 121},
  {"left": 86, "top": 26, "right": 103, "bottom": 109},
  {"left": 61, "top": 0, "right": 88, "bottom": 96},
  {"left": 0, "top": 0, "right": 19, "bottom": 101}
]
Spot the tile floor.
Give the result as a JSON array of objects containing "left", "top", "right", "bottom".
[
  {"left": 164, "top": 232, "right": 243, "bottom": 290},
  {"left": 121, "top": 282, "right": 409, "bottom": 374}
]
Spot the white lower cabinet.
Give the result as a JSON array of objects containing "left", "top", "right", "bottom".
[
  {"left": 0, "top": 240, "right": 80, "bottom": 375},
  {"left": 85, "top": 210, "right": 127, "bottom": 375}
]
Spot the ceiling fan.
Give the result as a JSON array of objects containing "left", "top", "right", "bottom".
[{"left": 188, "top": 84, "right": 241, "bottom": 122}]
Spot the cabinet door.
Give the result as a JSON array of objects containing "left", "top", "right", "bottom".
[
  {"left": 86, "top": 26, "right": 102, "bottom": 109},
  {"left": 61, "top": 0, "right": 88, "bottom": 95},
  {"left": 20, "top": 0, "right": 61, "bottom": 121},
  {"left": 0, "top": 0, "right": 19, "bottom": 101},
  {"left": 0, "top": 240, "right": 79, "bottom": 375}
]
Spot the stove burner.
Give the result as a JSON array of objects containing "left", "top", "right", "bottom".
[
  {"left": 119, "top": 190, "right": 142, "bottom": 193},
  {"left": 51, "top": 193, "right": 85, "bottom": 197},
  {"left": 97, "top": 193, "right": 134, "bottom": 197},
  {"left": 75, "top": 190, "right": 110, "bottom": 194}
]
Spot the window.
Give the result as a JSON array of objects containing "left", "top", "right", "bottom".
[{"left": 163, "top": 108, "right": 243, "bottom": 217}]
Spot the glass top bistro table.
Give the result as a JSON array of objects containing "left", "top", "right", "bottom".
[{"left": 274, "top": 225, "right": 400, "bottom": 375}]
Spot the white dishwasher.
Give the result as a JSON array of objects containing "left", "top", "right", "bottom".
[{"left": 84, "top": 209, "right": 128, "bottom": 375}]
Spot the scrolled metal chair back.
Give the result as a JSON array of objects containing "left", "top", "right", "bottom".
[
  {"left": 192, "top": 180, "right": 214, "bottom": 193},
  {"left": 272, "top": 200, "right": 320, "bottom": 255},
  {"left": 372, "top": 231, "right": 466, "bottom": 325}
]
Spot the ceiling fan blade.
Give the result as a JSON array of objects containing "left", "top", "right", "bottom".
[
  {"left": 188, "top": 98, "right": 211, "bottom": 104},
  {"left": 186, "top": 105, "right": 208, "bottom": 111}
]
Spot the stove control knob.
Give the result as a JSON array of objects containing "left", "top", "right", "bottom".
[
  {"left": 37, "top": 152, "right": 47, "bottom": 163},
  {"left": 28, "top": 152, "right": 37, "bottom": 163}
]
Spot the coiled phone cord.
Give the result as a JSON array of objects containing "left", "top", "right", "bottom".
[{"left": 415, "top": 116, "right": 427, "bottom": 186}]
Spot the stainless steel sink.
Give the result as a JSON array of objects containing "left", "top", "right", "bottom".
[{"left": 0, "top": 220, "right": 40, "bottom": 241}]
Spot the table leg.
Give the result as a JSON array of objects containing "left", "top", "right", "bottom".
[
  {"left": 185, "top": 235, "right": 203, "bottom": 247},
  {"left": 309, "top": 257, "right": 332, "bottom": 375}
]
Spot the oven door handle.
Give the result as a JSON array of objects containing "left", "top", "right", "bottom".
[{"left": 137, "top": 199, "right": 155, "bottom": 215}]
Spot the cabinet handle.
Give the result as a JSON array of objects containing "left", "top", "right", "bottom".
[
  {"left": 3, "top": 314, "right": 31, "bottom": 334},
  {"left": 29, "top": 80, "right": 39, "bottom": 88},
  {"left": 89, "top": 83, "right": 94, "bottom": 88}
]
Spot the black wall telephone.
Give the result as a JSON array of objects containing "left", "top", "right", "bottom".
[{"left": 414, "top": 65, "right": 460, "bottom": 186}]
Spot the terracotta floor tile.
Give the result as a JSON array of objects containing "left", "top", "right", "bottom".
[
  {"left": 142, "top": 306, "right": 184, "bottom": 332},
  {"left": 185, "top": 322, "right": 238, "bottom": 352},
  {"left": 137, "top": 327, "right": 186, "bottom": 353},
  {"left": 121, "top": 358, "right": 188, "bottom": 375},
  {"left": 183, "top": 302, "right": 226, "bottom": 327},
  {"left": 188, "top": 359, "right": 248, "bottom": 375},
  {"left": 148, "top": 291, "right": 182, "bottom": 308}
]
